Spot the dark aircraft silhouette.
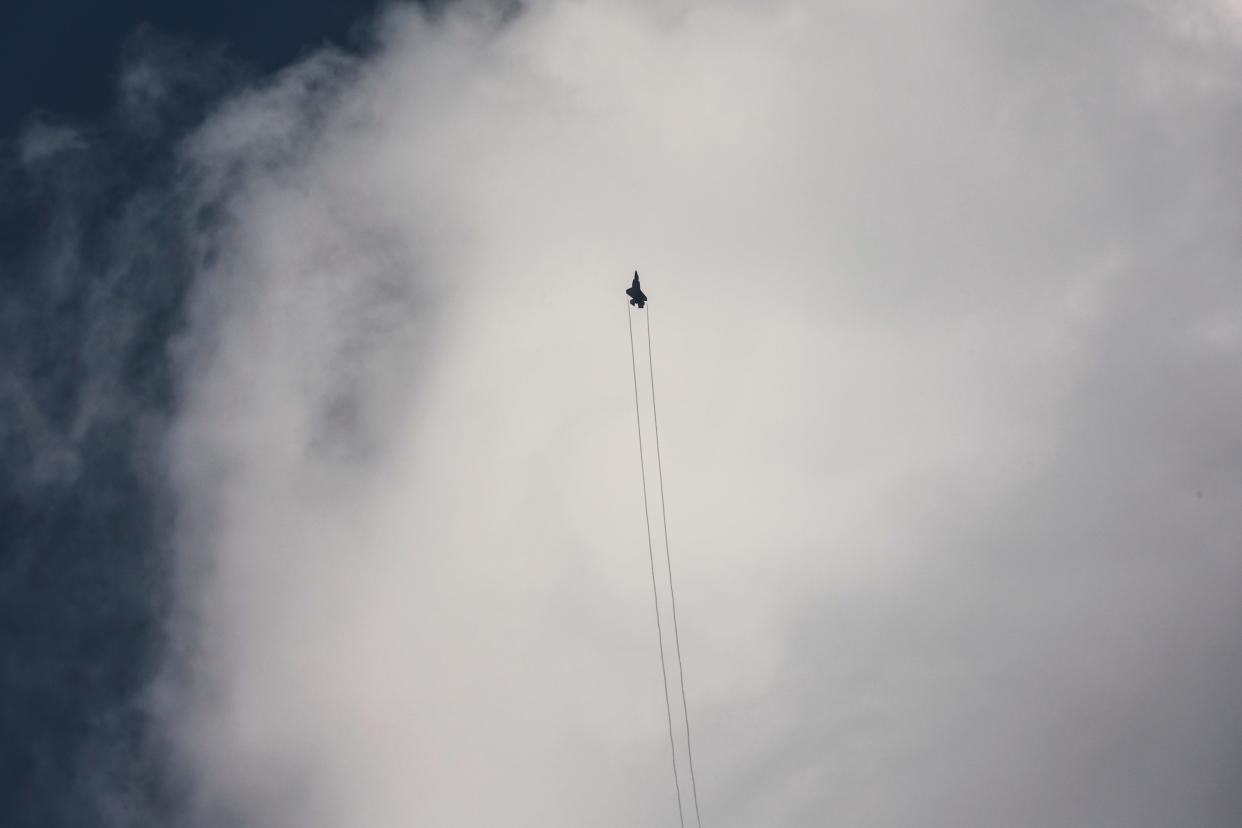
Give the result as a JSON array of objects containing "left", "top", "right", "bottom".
[{"left": 626, "top": 272, "right": 647, "bottom": 308}]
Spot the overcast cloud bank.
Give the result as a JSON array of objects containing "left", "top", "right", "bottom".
[{"left": 165, "top": 2, "right": 1242, "bottom": 825}]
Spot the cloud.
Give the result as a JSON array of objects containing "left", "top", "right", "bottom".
[
  {"left": 15, "top": 120, "right": 88, "bottom": 165},
  {"left": 37, "top": 0, "right": 1232, "bottom": 825}
]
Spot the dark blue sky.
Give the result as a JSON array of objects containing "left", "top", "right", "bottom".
[
  {"left": 0, "top": 0, "right": 380, "bottom": 138},
  {"left": 1, "top": 3, "right": 388, "bottom": 826}
]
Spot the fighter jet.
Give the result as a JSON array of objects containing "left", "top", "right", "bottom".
[{"left": 626, "top": 272, "right": 647, "bottom": 308}]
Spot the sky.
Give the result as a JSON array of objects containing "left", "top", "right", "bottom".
[
  {"left": 3, "top": 1, "right": 1242, "bottom": 827},
  {"left": 0, "top": 0, "right": 382, "bottom": 137}
]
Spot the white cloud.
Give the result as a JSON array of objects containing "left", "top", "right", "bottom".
[{"left": 158, "top": 2, "right": 1242, "bottom": 826}]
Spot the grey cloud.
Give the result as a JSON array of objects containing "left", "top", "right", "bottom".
[
  {"left": 29, "top": 1, "right": 1230, "bottom": 826},
  {"left": 15, "top": 120, "right": 88, "bottom": 166}
]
